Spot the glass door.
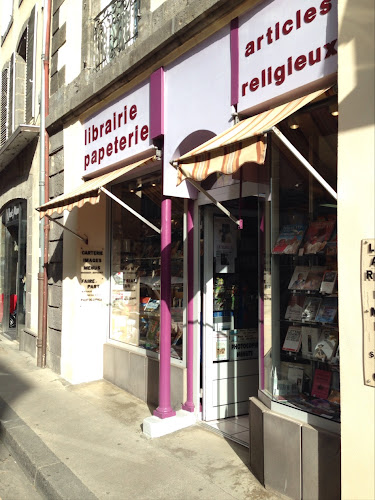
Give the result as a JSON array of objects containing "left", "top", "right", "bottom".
[{"left": 201, "top": 196, "right": 259, "bottom": 421}]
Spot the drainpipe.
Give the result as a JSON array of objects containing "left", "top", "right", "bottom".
[{"left": 37, "top": 0, "right": 52, "bottom": 367}]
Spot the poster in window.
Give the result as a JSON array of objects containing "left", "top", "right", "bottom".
[{"left": 214, "top": 218, "right": 237, "bottom": 274}]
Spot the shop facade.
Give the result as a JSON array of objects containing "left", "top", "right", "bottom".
[
  {"left": 0, "top": 1, "right": 42, "bottom": 357},
  {"left": 42, "top": 0, "right": 374, "bottom": 499}
]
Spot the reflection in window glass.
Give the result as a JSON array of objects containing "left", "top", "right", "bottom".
[{"left": 110, "top": 172, "right": 184, "bottom": 360}]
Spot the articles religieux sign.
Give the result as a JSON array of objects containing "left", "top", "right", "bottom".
[
  {"left": 238, "top": 0, "right": 338, "bottom": 114},
  {"left": 361, "top": 239, "right": 375, "bottom": 387}
]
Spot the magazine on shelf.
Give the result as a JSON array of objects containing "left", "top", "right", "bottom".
[
  {"left": 303, "top": 220, "right": 336, "bottom": 254},
  {"left": 288, "top": 266, "right": 310, "bottom": 290},
  {"left": 272, "top": 225, "right": 306, "bottom": 255},
  {"left": 282, "top": 326, "right": 302, "bottom": 352},
  {"left": 301, "top": 326, "right": 321, "bottom": 358},
  {"left": 285, "top": 295, "right": 305, "bottom": 321},
  {"left": 303, "top": 266, "right": 326, "bottom": 291},
  {"left": 311, "top": 369, "right": 332, "bottom": 399},
  {"left": 301, "top": 296, "right": 322, "bottom": 322},
  {"left": 315, "top": 297, "right": 338, "bottom": 323},
  {"left": 320, "top": 270, "right": 338, "bottom": 295},
  {"left": 313, "top": 328, "right": 339, "bottom": 362}
]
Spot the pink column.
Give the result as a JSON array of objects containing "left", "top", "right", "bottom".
[
  {"left": 182, "top": 199, "right": 195, "bottom": 412},
  {"left": 154, "top": 196, "right": 176, "bottom": 419}
]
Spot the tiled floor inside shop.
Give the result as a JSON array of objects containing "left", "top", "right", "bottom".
[{"left": 200, "top": 414, "right": 250, "bottom": 447}]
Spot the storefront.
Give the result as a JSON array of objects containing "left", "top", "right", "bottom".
[{"left": 39, "top": 0, "right": 342, "bottom": 497}]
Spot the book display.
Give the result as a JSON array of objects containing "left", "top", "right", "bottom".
[
  {"left": 270, "top": 216, "right": 340, "bottom": 422},
  {"left": 110, "top": 176, "right": 184, "bottom": 360}
]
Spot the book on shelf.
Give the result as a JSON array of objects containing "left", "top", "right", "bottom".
[
  {"left": 285, "top": 294, "right": 305, "bottom": 321},
  {"left": 325, "top": 227, "right": 337, "bottom": 256},
  {"left": 272, "top": 224, "right": 306, "bottom": 255},
  {"left": 301, "top": 296, "right": 322, "bottom": 322},
  {"left": 287, "top": 365, "right": 304, "bottom": 393},
  {"left": 313, "top": 328, "right": 339, "bottom": 362},
  {"left": 288, "top": 266, "right": 310, "bottom": 290},
  {"left": 303, "top": 220, "right": 336, "bottom": 254},
  {"left": 320, "top": 270, "right": 338, "bottom": 295},
  {"left": 282, "top": 325, "right": 302, "bottom": 352},
  {"left": 144, "top": 298, "right": 160, "bottom": 312},
  {"left": 301, "top": 326, "right": 321, "bottom": 358},
  {"left": 303, "top": 266, "right": 326, "bottom": 291},
  {"left": 315, "top": 297, "right": 338, "bottom": 323},
  {"left": 311, "top": 368, "right": 332, "bottom": 399}
]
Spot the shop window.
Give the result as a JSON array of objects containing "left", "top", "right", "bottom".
[
  {"left": 109, "top": 172, "right": 184, "bottom": 360},
  {"left": 260, "top": 95, "right": 339, "bottom": 422}
]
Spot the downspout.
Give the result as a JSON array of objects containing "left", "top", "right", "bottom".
[{"left": 37, "top": 0, "right": 52, "bottom": 367}]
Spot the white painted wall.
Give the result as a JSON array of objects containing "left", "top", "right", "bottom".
[
  {"left": 338, "top": 1, "right": 375, "bottom": 499},
  {"left": 164, "top": 25, "right": 232, "bottom": 198},
  {"left": 57, "top": 0, "right": 82, "bottom": 84},
  {"left": 61, "top": 121, "right": 108, "bottom": 383}
]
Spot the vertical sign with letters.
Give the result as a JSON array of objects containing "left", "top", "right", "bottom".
[{"left": 361, "top": 239, "right": 375, "bottom": 387}]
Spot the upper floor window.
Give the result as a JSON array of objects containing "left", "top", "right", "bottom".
[
  {"left": 0, "top": 5, "right": 36, "bottom": 147},
  {"left": 94, "top": 0, "right": 140, "bottom": 71}
]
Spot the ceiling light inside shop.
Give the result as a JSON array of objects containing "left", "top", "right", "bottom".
[
  {"left": 288, "top": 116, "right": 300, "bottom": 129},
  {"left": 329, "top": 103, "right": 339, "bottom": 116}
]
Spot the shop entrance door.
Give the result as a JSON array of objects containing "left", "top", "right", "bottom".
[
  {"left": 201, "top": 196, "right": 259, "bottom": 421},
  {"left": 0, "top": 201, "right": 27, "bottom": 340}
]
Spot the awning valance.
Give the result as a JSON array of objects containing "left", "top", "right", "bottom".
[
  {"left": 37, "top": 155, "right": 157, "bottom": 218},
  {"left": 174, "top": 88, "right": 328, "bottom": 185}
]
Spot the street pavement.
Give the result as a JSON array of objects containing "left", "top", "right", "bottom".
[
  {"left": 0, "top": 439, "right": 43, "bottom": 500},
  {"left": 0, "top": 336, "right": 280, "bottom": 500}
]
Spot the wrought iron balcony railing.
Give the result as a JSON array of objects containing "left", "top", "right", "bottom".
[{"left": 93, "top": 0, "right": 140, "bottom": 71}]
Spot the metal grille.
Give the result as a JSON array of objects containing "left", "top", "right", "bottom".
[{"left": 94, "top": 0, "right": 140, "bottom": 71}]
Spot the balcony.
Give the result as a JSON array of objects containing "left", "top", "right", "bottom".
[{"left": 93, "top": 0, "right": 140, "bottom": 71}]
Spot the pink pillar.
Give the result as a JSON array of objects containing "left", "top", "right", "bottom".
[
  {"left": 154, "top": 196, "right": 176, "bottom": 419},
  {"left": 182, "top": 199, "right": 195, "bottom": 412}
]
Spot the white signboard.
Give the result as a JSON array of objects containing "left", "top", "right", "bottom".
[
  {"left": 361, "top": 239, "right": 375, "bottom": 387},
  {"left": 238, "top": 0, "right": 338, "bottom": 114},
  {"left": 82, "top": 81, "right": 151, "bottom": 176},
  {"left": 80, "top": 248, "right": 105, "bottom": 302}
]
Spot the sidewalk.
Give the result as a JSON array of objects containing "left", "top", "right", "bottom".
[{"left": 0, "top": 336, "right": 279, "bottom": 500}]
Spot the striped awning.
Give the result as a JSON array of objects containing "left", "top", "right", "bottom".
[
  {"left": 175, "top": 88, "right": 328, "bottom": 185},
  {"left": 37, "top": 156, "right": 157, "bottom": 218}
]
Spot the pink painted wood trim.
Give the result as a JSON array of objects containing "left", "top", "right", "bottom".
[
  {"left": 154, "top": 194, "right": 176, "bottom": 419},
  {"left": 230, "top": 18, "right": 239, "bottom": 106},
  {"left": 182, "top": 199, "right": 195, "bottom": 412},
  {"left": 259, "top": 207, "right": 265, "bottom": 390},
  {"left": 150, "top": 67, "right": 164, "bottom": 139}
]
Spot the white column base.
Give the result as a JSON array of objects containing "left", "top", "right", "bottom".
[{"left": 143, "top": 409, "right": 196, "bottom": 438}]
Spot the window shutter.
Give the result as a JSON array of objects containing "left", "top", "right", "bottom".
[
  {"left": 8, "top": 53, "right": 15, "bottom": 134},
  {"left": 1, "top": 64, "right": 9, "bottom": 146},
  {"left": 26, "top": 5, "right": 36, "bottom": 123}
]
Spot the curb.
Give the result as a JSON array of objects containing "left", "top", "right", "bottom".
[{"left": 0, "top": 399, "right": 98, "bottom": 500}]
